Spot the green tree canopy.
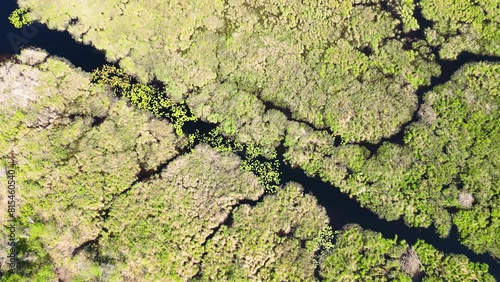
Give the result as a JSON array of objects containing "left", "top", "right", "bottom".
[
  {"left": 20, "top": 0, "right": 440, "bottom": 148},
  {"left": 285, "top": 62, "right": 500, "bottom": 258},
  {"left": 421, "top": 0, "right": 500, "bottom": 59},
  {"left": 319, "top": 224, "right": 494, "bottom": 281}
]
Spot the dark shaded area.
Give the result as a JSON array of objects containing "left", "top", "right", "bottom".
[
  {"left": 71, "top": 231, "right": 115, "bottom": 265},
  {"left": 262, "top": 100, "right": 337, "bottom": 135},
  {"left": 413, "top": 271, "right": 426, "bottom": 282},
  {"left": 262, "top": 98, "right": 346, "bottom": 148},
  {"left": 276, "top": 141, "right": 287, "bottom": 156},
  {"left": 205, "top": 197, "right": 262, "bottom": 241},
  {"left": 0, "top": 0, "right": 18, "bottom": 54},
  {"left": 69, "top": 17, "right": 79, "bottom": 26},
  {"left": 219, "top": 199, "right": 262, "bottom": 229},
  {"left": 116, "top": 146, "right": 193, "bottom": 203}
]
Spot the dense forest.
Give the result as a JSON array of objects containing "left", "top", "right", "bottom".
[{"left": 1, "top": 0, "right": 499, "bottom": 281}]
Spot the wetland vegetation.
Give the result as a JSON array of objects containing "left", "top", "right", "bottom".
[{"left": 1, "top": 0, "right": 499, "bottom": 280}]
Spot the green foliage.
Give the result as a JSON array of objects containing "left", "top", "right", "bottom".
[
  {"left": 319, "top": 225, "right": 494, "bottom": 281},
  {"left": 453, "top": 203, "right": 500, "bottom": 258},
  {"left": 313, "top": 226, "right": 335, "bottom": 264},
  {"left": 284, "top": 121, "right": 370, "bottom": 185},
  {"left": 92, "top": 65, "right": 198, "bottom": 136},
  {"left": 100, "top": 144, "right": 265, "bottom": 280},
  {"left": 413, "top": 240, "right": 495, "bottom": 281},
  {"left": 190, "top": 82, "right": 288, "bottom": 155},
  {"left": 392, "top": 0, "right": 419, "bottom": 33},
  {"left": 404, "top": 62, "right": 500, "bottom": 256},
  {"left": 21, "top": 0, "right": 440, "bottom": 145},
  {"left": 0, "top": 53, "right": 313, "bottom": 281},
  {"left": 0, "top": 265, "right": 56, "bottom": 282},
  {"left": 5, "top": 0, "right": 500, "bottom": 280},
  {"left": 0, "top": 213, "right": 57, "bottom": 282},
  {"left": 319, "top": 224, "right": 410, "bottom": 281},
  {"left": 316, "top": 227, "right": 335, "bottom": 247},
  {"left": 8, "top": 8, "right": 32, "bottom": 28},
  {"left": 201, "top": 183, "right": 329, "bottom": 281},
  {"left": 7, "top": 230, "right": 57, "bottom": 281},
  {"left": 197, "top": 127, "right": 281, "bottom": 193}
]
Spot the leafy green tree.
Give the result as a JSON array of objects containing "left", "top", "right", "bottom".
[
  {"left": 0, "top": 50, "right": 186, "bottom": 280},
  {"left": 413, "top": 240, "right": 495, "bottom": 281},
  {"left": 1, "top": 50, "right": 327, "bottom": 281},
  {"left": 284, "top": 120, "right": 370, "bottom": 185},
  {"left": 5, "top": 0, "right": 500, "bottom": 278},
  {"left": 100, "top": 144, "right": 265, "bottom": 280},
  {"left": 420, "top": 0, "right": 500, "bottom": 58},
  {"left": 92, "top": 65, "right": 198, "bottom": 136},
  {"left": 19, "top": 0, "right": 439, "bottom": 147},
  {"left": 319, "top": 224, "right": 409, "bottom": 281},
  {"left": 319, "top": 224, "right": 494, "bottom": 281},
  {"left": 93, "top": 66, "right": 282, "bottom": 192}
]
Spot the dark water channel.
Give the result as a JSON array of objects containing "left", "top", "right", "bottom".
[
  {"left": 0, "top": 0, "right": 105, "bottom": 70},
  {"left": 1, "top": 0, "right": 499, "bottom": 279}
]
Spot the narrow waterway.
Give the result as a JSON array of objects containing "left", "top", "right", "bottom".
[
  {"left": 0, "top": 1, "right": 105, "bottom": 70},
  {"left": 1, "top": 0, "right": 499, "bottom": 279}
]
